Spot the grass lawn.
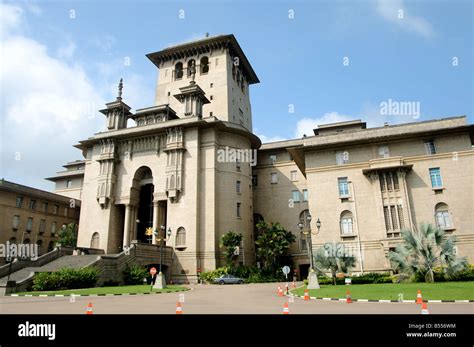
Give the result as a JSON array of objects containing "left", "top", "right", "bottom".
[
  {"left": 15, "top": 284, "right": 187, "bottom": 296},
  {"left": 291, "top": 282, "right": 474, "bottom": 300}
]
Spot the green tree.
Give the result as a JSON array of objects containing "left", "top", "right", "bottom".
[
  {"left": 56, "top": 223, "right": 78, "bottom": 248},
  {"left": 220, "top": 231, "right": 243, "bottom": 267},
  {"left": 313, "top": 242, "right": 356, "bottom": 285},
  {"left": 255, "top": 221, "right": 295, "bottom": 274},
  {"left": 387, "top": 223, "right": 468, "bottom": 283}
]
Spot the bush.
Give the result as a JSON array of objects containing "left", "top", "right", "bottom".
[
  {"left": 413, "top": 264, "right": 474, "bottom": 283},
  {"left": 200, "top": 267, "right": 231, "bottom": 283},
  {"left": 350, "top": 272, "right": 392, "bottom": 284},
  {"left": 123, "top": 264, "right": 149, "bottom": 285},
  {"left": 32, "top": 267, "right": 99, "bottom": 291}
]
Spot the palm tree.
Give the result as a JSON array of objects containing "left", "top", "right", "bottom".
[
  {"left": 388, "top": 223, "right": 467, "bottom": 283},
  {"left": 313, "top": 242, "right": 356, "bottom": 285}
]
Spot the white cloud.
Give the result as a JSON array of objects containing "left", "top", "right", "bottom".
[
  {"left": 92, "top": 34, "right": 117, "bottom": 52},
  {"left": 294, "top": 112, "right": 354, "bottom": 138},
  {"left": 0, "top": 3, "right": 24, "bottom": 36},
  {"left": 374, "top": 0, "right": 435, "bottom": 39}
]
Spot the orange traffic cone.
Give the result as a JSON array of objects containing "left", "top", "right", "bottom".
[
  {"left": 304, "top": 290, "right": 310, "bottom": 301},
  {"left": 176, "top": 302, "right": 183, "bottom": 314},
  {"left": 278, "top": 286, "right": 284, "bottom": 297},
  {"left": 421, "top": 302, "right": 429, "bottom": 314},
  {"left": 86, "top": 302, "right": 93, "bottom": 315},
  {"left": 346, "top": 290, "right": 352, "bottom": 304},
  {"left": 283, "top": 302, "right": 289, "bottom": 315},
  {"left": 416, "top": 290, "right": 423, "bottom": 304}
]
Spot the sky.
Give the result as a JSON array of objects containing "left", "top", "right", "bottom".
[{"left": 0, "top": 0, "right": 472, "bottom": 191}]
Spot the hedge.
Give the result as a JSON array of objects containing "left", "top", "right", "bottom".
[{"left": 32, "top": 267, "right": 99, "bottom": 291}]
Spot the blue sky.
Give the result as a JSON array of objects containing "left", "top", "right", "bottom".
[{"left": 1, "top": 0, "right": 472, "bottom": 191}]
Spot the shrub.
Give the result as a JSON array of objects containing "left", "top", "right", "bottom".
[
  {"left": 414, "top": 264, "right": 474, "bottom": 282},
  {"left": 200, "top": 267, "right": 231, "bottom": 283},
  {"left": 123, "top": 264, "right": 149, "bottom": 285},
  {"left": 350, "top": 272, "right": 392, "bottom": 284},
  {"left": 32, "top": 267, "right": 99, "bottom": 291}
]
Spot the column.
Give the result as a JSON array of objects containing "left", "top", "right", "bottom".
[
  {"left": 152, "top": 201, "right": 159, "bottom": 244},
  {"left": 123, "top": 204, "right": 131, "bottom": 248}
]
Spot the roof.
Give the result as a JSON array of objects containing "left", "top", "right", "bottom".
[{"left": 146, "top": 34, "right": 260, "bottom": 84}]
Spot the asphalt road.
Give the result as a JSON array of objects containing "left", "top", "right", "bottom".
[{"left": 0, "top": 283, "right": 472, "bottom": 314}]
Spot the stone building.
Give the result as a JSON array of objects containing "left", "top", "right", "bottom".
[{"left": 47, "top": 34, "right": 474, "bottom": 282}]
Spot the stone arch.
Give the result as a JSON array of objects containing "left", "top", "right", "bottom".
[{"left": 91, "top": 232, "right": 100, "bottom": 249}]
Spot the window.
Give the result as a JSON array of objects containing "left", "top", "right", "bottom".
[
  {"left": 252, "top": 175, "right": 258, "bottom": 186},
  {"left": 429, "top": 168, "right": 443, "bottom": 188},
  {"left": 303, "top": 189, "right": 308, "bottom": 202},
  {"left": 200, "top": 56, "right": 209, "bottom": 74},
  {"left": 66, "top": 180, "right": 72, "bottom": 188},
  {"left": 39, "top": 219, "right": 46, "bottom": 234},
  {"left": 236, "top": 158, "right": 241, "bottom": 171},
  {"left": 340, "top": 211, "right": 354, "bottom": 235},
  {"left": 336, "top": 151, "right": 349, "bottom": 165},
  {"left": 36, "top": 240, "right": 43, "bottom": 253},
  {"left": 384, "top": 204, "right": 404, "bottom": 232},
  {"left": 435, "top": 203, "right": 452, "bottom": 229},
  {"left": 380, "top": 172, "right": 399, "bottom": 192},
  {"left": 292, "top": 190, "right": 300, "bottom": 202},
  {"left": 269, "top": 154, "right": 276, "bottom": 164},
  {"left": 64, "top": 207, "right": 69, "bottom": 217},
  {"left": 379, "top": 174, "right": 386, "bottom": 192},
  {"left": 47, "top": 241, "right": 55, "bottom": 252},
  {"left": 51, "top": 222, "right": 57, "bottom": 235},
  {"left": 290, "top": 170, "right": 298, "bottom": 181},
  {"left": 210, "top": 95, "right": 213, "bottom": 100},
  {"left": 299, "top": 209, "right": 311, "bottom": 229},
  {"left": 300, "top": 232, "right": 308, "bottom": 251},
  {"left": 390, "top": 206, "right": 398, "bottom": 230},
  {"left": 383, "top": 206, "right": 391, "bottom": 231},
  {"left": 236, "top": 180, "right": 241, "bottom": 193},
  {"left": 16, "top": 197, "right": 23, "bottom": 208},
  {"left": 271, "top": 172, "right": 278, "bottom": 184},
  {"left": 378, "top": 145, "right": 390, "bottom": 158},
  {"left": 187, "top": 59, "right": 195, "bottom": 78},
  {"left": 29, "top": 200, "right": 36, "bottom": 210},
  {"left": 42, "top": 202, "right": 48, "bottom": 213},
  {"left": 237, "top": 203, "right": 241, "bottom": 218},
  {"left": 338, "top": 177, "right": 349, "bottom": 197},
  {"left": 176, "top": 227, "right": 186, "bottom": 247},
  {"left": 397, "top": 205, "right": 405, "bottom": 229},
  {"left": 424, "top": 139, "right": 437, "bottom": 155},
  {"left": 174, "top": 62, "right": 183, "bottom": 80},
  {"left": 12, "top": 215, "right": 20, "bottom": 230},
  {"left": 53, "top": 205, "right": 59, "bottom": 214},
  {"left": 26, "top": 217, "right": 33, "bottom": 232},
  {"left": 210, "top": 83, "right": 213, "bottom": 88}
]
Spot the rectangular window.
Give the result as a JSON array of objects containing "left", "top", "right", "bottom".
[
  {"left": 271, "top": 172, "right": 278, "bottom": 184},
  {"left": 53, "top": 205, "right": 59, "bottom": 214},
  {"left": 397, "top": 205, "right": 405, "bottom": 229},
  {"left": 29, "top": 200, "right": 36, "bottom": 210},
  {"left": 392, "top": 172, "right": 399, "bottom": 190},
  {"left": 436, "top": 211, "right": 452, "bottom": 228},
  {"left": 300, "top": 235, "right": 308, "bottom": 251},
  {"left": 390, "top": 206, "right": 398, "bottom": 230},
  {"left": 378, "top": 145, "right": 390, "bottom": 158},
  {"left": 236, "top": 180, "right": 241, "bottom": 193},
  {"left": 386, "top": 173, "right": 393, "bottom": 191},
  {"left": 338, "top": 177, "right": 349, "bottom": 197},
  {"left": 12, "top": 215, "right": 20, "bottom": 229},
  {"left": 269, "top": 154, "right": 277, "bottom": 164},
  {"left": 379, "top": 174, "right": 386, "bottom": 192},
  {"left": 16, "top": 197, "right": 23, "bottom": 208},
  {"left": 429, "top": 168, "right": 443, "bottom": 188},
  {"left": 292, "top": 190, "right": 300, "bottom": 202},
  {"left": 341, "top": 218, "right": 353, "bottom": 235},
  {"left": 303, "top": 189, "right": 308, "bottom": 202},
  {"left": 336, "top": 151, "right": 349, "bottom": 165},
  {"left": 236, "top": 158, "right": 241, "bottom": 171},
  {"left": 26, "top": 217, "right": 33, "bottom": 232},
  {"left": 236, "top": 203, "right": 241, "bottom": 218},
  {"left": 39, "top": 219, "right": 46, "bottom": 234},
  {"left": 51, "top": 222, "right": 57, "bottom": 235},
  {"left": 66, "top": 180, "right": 72, "bottom": 188},
  {"left": 64, "top": 207, "right": 69, "bottom": 217},
  {"left": 383, "top": 206, "right": 391, "bottom": 231},
  {"left": 290, "top": 170, "right": 298, "bottom": 181},
  {"left": 42, "top": 202, "right": 48, "bottom": 213},
  {"left": 252, "top": 175, "right": 258, "bottom": 186},
  {"left": 424, "top": 139, "right": 437, "bottom": 155}
]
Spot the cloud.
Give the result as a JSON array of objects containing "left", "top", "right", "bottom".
[
  {"left": 0, "top": 2, "right": 24, "bottom": 36},
  {"left": 294, "top": 112, "right": 354, "bottom": 138},
  {"left": 256, "top": 134, "right": 287, "bottom": 144},
  {"left": 374, "top": 0, "right": 435, "bottom": 39}
]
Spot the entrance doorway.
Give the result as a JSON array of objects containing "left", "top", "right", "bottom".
[{"left": 137, "top": 183, "right": 154, "bottom": 243}]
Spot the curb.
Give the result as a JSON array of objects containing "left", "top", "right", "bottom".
[
  {"left": 9, "top": 288, "right": 189, "bottom": 297},
  {"left": 287, "top": 292, "right": 474, "bottom": 303}
]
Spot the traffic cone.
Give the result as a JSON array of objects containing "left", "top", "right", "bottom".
[
  {"left": 283, "top": 302, "right": 289, "bottom": 315},
  {"left": 304, "top": 290, "right": 310, "bottom": 301},
  {"left": 175, "top": 302, "right": 183, "bottom": 315},
  {"left": 346, "top": 290, "right": 352, "bottom": 304},
  {"left": 421, "top": 302, "right": 429, "bottom": 314},
  {"left": 292, "top": 281, "right": 296, "bottom": 288},
  {"left": 416, "top": 290, "right": 423, "bottom": 304},
  {"left": 86, "top": 302, "right": 93, "bottom": 315},
  {"left": 278, "top": 286, "right": 284, "bottom": 297}
]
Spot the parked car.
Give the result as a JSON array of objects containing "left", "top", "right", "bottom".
[{"left": 213, "top": 274, "right": 244, "bottom": 285}]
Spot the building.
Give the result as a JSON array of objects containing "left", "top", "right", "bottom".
[
  {"left": 47, "top": 34, "right": 474, "bottom": 282},
  {"left": 46, "top": 160, "right": 85, "bottom": 200},
  {"left": 0, "top": 179, "right": 81, "bottom": 264}
]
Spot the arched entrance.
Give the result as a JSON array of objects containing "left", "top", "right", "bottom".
[{"left": 132, "top": 167, "right": 155, "bottom": 243}]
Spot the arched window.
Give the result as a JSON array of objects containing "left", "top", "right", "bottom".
[
  {"left": 176, "top": 227, "right": 186, "bottom": 247},
  {"left": 175, "top": 62, "right": 183, "bottom": 80},
  {"left": 187, "top": 59, "right": 195, "bottom": 78},
  {"left": 435, "top": 203, "right": 452, "bottom": 229},
  {"left": 299, "top": 209, "right": 311, "bottom": 229},
  {"left": 9, "top": 237, "right": 16, "bottom": 244},
  {"left": 340, "top": 210, "right": 354, "bottom": 235},
  {"left": 91, "top": 232, "right": 100, "bottom": 249},
  {"left": 23, "top": 238, "right": 30, "bottom": 244},
  {"left": 200, "top": 56, "right": 209, "bottom": 74},
  {"left": 36, "top": 240, "right": 43, "bottom": 255},
  {"left": 47, "top": 241, "right": 55, "bottom": 252}
]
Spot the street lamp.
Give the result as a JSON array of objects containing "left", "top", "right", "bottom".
[
  {"left": 153, "top": 225, "right": 172, "bottom": 289},
  {"left": 298, "top": 215, "right": 321, "bottom": 289}
]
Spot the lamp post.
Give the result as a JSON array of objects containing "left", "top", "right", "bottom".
[
  {"left": 298, "top": 214, "right": 321, "bottom": 289},
  {"left": 153, "top": 225, "right": 172, "bottom": 289}
]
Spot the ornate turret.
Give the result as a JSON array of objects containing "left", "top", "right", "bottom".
[
  {"left": 99, "top": 78, "right": 132, "bottom": 131},
  {"left": 173, "top": 79, "right": 210, "bottom": 119}
]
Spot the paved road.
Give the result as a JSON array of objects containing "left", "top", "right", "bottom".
[{"left": 0, "top": 283, "right": 472, "bottom": 314}]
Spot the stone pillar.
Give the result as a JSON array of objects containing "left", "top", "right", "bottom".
[
  {"left": 123, "top": 204, "right": 131, "bottom": 248},
  {"left": 152, "top": 201, "right": 159, "bottom": 244}
]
